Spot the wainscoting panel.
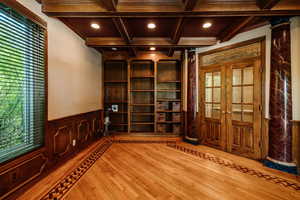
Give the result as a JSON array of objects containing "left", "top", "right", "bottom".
[
  {"left": 0, "top": 149, "right": 47, "bottom": 199},
  {"left": 292, "top": 120, "right": 300, "bottom": 173},
  {"left": 47, "top": 110, "right": 104, "bottom": 164},
  {"left": 0, "top": 110, "right": 104, "bottom": 200}
]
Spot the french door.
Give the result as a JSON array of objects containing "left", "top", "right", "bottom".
[
  {"left": 200, "top": 58, "right": 262, "bottom": 160},
  {"left": 200, "top": 65, "right": 226, "bottom": 150}
]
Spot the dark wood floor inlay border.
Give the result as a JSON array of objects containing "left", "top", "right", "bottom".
[
  {"left": 113, "top": 139, "right": 177, "bottom": 144},
  {"left": 40, "top": 139, "right": 112, "bottom": 200},
  {"left": 167, "top": 143, "right": 300, "bottom": 191}
]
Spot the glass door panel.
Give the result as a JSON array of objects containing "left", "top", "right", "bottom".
[{"left": 201, "top": 67, "right": 225, "bottom": 150}]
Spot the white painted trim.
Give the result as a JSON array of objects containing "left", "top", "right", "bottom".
[{"left": 266, "top": 156, "right": 297, "bottom": 167}]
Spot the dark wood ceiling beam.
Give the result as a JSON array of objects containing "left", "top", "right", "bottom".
[
  {"left": 184, "top": 0, "right": 198, "bottom": 11},
  {"left": 129, "top": 47, "right": 137, "bottom": 57},
  {"left": 168, "top": 48, "right": 175, "bottom": 57},
  {"left": 85, "top": 37, "right": 217, "bottom": 47},
  {"left": 112, "top": 17, "right": 137, "bottom": 56},
  {"left": 112, "top": 17, "right": 132, "bottom": 43},
  {"left": 96, "top": 0, "right": 117, "bottom": 11},
  {"left": 171, "top": 17, "right": 185, "bottom": 44},
  {"left": 256, "top": 0, "right": 280, "bottom": 9},
  {"left": 44, "top": 10, "right": 300, "bottom": 17},
  {"left": 219, "top": 16, "right": 255, "bottom": 42}
]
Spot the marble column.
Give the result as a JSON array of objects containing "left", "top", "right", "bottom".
[
  {"left": 265, "top": 18, "right": 297, "bottom": 174},
  {"left": 184, "top": 49, "right": 199, "bottom": 145}
]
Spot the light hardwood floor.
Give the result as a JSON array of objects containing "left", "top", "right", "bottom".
[{"left": 18, "top": 137, "right": 300, "bottom": 200}]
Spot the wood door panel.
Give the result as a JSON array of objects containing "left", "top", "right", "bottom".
[
  {"left": 203, "top": 120, "right": 222, "bottom": 148},
  {"left": 231, "top": 124, "right": 254, "bottom": 155}
]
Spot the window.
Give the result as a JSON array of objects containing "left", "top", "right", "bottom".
[{"left": 0, "top": 3, "right": 46, "bottom": 163}]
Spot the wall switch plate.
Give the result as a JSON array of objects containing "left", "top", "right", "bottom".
[{"left": 72, "top": 139, "right": 76, "bottom": 146}]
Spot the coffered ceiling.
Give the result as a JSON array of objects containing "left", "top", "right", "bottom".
[{"left": 39, "top": 0, "right": 300, "bottom": 56}]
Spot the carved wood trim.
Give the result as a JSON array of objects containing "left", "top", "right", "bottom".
[
  {"left": 77, "top": 120, "right": 91, "bottom": 143},
  {"left": 53, "top": 126, "right": 73, "bottom": 158},
  {"left": 198, "top": 36, "right": 266, "bottom": 58},
  {"left": 0, "top": 153, "right": 48, "bottom": 199}
]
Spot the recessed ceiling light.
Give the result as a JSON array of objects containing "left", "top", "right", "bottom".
[
  {"left": 203, "top": 22, "right": 212, "bottom": 29},
  {"left": 150, "top": 47, "right": 156, "bottom": 51},
  {"left": 147, "top": 23, "right": 156, "bottom": 29},
  {"left": 112, "top": 47, "right": 117, "bottom": 51},
  {"left": 91, "top": 23, "right": 100, "bottom": 29}
]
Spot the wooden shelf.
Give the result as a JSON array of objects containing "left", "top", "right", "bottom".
[
  {"left": 157, "top": 121, "right": 181, "bottom": 124},
  {"left": 131, "top": 112, "right": 154, "bottom": 116},
  {"left": 111, "top": 123, "right": 128, "bottom": 126},
  {"left": 131, "top": 122, "right": 154, "bottom": 125},
  {"left": 110, "top": 112, "right": 128, "bottom": 114},
  {"left": 130, "top": 90, "right": 155, "bottom": 92},
  {"left": 157, "top": 80, "right": 181, "bottom": 83},
  {"left": 157, "top": 90, "right": 181, "bottom": 92},
  {"left": 158, "top": 132, "right": 181, "bottom": 135},
  {"left": 129, "top": 131, "right": 155, "bottom": 134},
  {"left": 104, "top": 80, "right": 127, "bottom": 83},
  {"left": 105, "top": 101, "right": 128, "bottom": 104},
  {"left": 104, "top": 60, "right": 128, "bottom": 133},
  {"left": 131, "top": 104, "right": 155, "bottom": 106},
  {"left": 131, "top": 76, "right": 154, "bottom": 79},
  {"left": 157, "top": 99, "right": 181, "bottom": 102},
  {"left": 157, "top": 110, "right": 181, "bottom": 113}
]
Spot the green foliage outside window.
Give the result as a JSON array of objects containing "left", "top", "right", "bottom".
[
  {"left": 0, "top": 3, "right": 45, "bottom": 163},
  {"left": 0, "top": 11, "right": 26, "bottom": 152}
]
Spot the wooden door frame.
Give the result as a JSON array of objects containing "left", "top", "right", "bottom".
[{"left": 198, "top": 37, "right": 266, "bottom": 159}]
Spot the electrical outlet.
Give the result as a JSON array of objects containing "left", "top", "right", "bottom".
[{"left": 72, "top": 139, "right": 76, "bottom": 146}]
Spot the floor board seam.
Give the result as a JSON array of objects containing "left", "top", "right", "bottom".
[{"left": 166, "top": 143, "right": 300, "bottom": 192}]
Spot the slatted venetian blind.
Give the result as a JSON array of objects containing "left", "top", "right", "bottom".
[{"left": 0, "top": 3, "right": 46, "bottom": 163}]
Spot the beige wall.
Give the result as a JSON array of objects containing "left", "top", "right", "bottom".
[
  {"left": 17, "top": 0, "right": 103, "bottom": 120},
  {"left": 196, "top": 18, "right": 300, "bottom": 120},
  {"left": 291, "top": 17, "right": 300, "bottom": 121}
]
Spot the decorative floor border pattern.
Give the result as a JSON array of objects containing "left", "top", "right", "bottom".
[
  {"left": 40, "top": 139, "right": 113, "bottom": 200},
  {"left": 113, "top": 139, "right": 177, "bottom": 144},
  {"left": 167, "top": 143, "right": 300, "bottom": 191}
]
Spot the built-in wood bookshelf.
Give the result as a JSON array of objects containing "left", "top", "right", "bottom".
[
  {"left": 104, "top": 60, "right": 128, "bottom": 133},
  {"left": 156, "top": 60, "right": 182, "bottom": 135},
  {"left": 103, "top": 52, "right": 183, "bottom": 136},
  {"left": 130, "top": 60, "right": 155, "bottom": 133}
]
